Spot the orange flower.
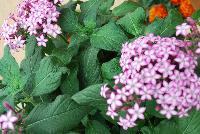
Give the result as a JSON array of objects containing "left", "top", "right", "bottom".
[
  {"left": 149, "top": 4, "right": 168, "bottom": 23},
  {"left": 170, "top": 0, "right": 181, "bottom": 5},
  {"left": 179, "top": 0, "right": 195, "bottom": 18}
]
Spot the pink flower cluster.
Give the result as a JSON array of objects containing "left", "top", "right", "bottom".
[
  {"left": 0, "top": 111, "right": 17, "bottom": 131},
  {"left": 0, "top": 0, "right": 62, "bottom": 50},
  {"left": 101, "top": 34, "right": 200, "bottom": 130},
  {"left": 176, "top": 17, "right": 200, "bottom": 54}
]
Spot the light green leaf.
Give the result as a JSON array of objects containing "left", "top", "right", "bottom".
[
  {"left": 72, "top": 84, "right": 106, "bottom": 111},
  {"left": 0, "top": 46, "right": 22, "bottom": 95},
  {"left": 25, "top": 95, "right": 91, "bottom": 134},
  {"left": 117, "top": 7, "right": 145, "bottom": 36},
  {"left": 145, "top": 9, "right": 183, "bottom": 37},
  {"left": 79, "top": 46, "right": 102, "bottom": 88},
  {"left": 32, "top": 57, "right": 67, "bottom": 96},
  {"left": 176, "top": 110, "right": 200, "bottom": 134},
  {"left": 58, "top": 8, "right": 83, "bottom": 33},
  {"left": 101, "top": 58, "right": 121, "bottom": 80},
  {"left": 60, "top": 65, "right": 79, "bottom": 96},
  {"left": 112, "top": 1, "right": 140, "bottom": 17},
  {"left": 90, "top": 22, "right": 128, "bottom": 52},
  {"left": 85, "top": 120, "right": 111, "bottom": 134},
  {"left": 80, "top": 0, "right": 101, "bottom": 28}
]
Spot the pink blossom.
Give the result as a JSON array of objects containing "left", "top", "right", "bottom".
[
  {"left": 36, "top": 35, "right": 48, "bottom": 47},
  {"left": 176, "top": 23, "right": 191, "bottom": 36},
  {"left": 0, "top": 111, "right": 17, "bottom": 130},
  {"left": 107, "top": 93, "right": 122, "bottom": 110},
  {"left": 128, "top": 103, "right": 146, "bottom": 120},
  {"left": 160, "top": 105, "right": 177, "bottom": 119},
  {"left": 100, "top": 84, "right": 109, "bottom": 98},
  {"left": 106, "top": 107, "right": 118, "bottom": 119}
]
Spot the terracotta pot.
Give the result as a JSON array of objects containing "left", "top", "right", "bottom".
[{"left": 191, "top": 0, "right": 200, "bottom": 10}]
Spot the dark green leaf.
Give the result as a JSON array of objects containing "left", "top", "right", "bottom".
[
  {"left": 58, "top": 8, "right": 83, "bottom": 33},
  {"left": 99, "top": 0, "right": 114, "bottom": 14},
  {"left": 80, "top": 0, "right": 101, "bottom": 28},
  {"left": 117, "top": 7, "right": 145, "bottom": 36},
  {"left": 192, "top": 9, "right": 200, "bottom": 20},
  {"left": 101, "top": 58, "right": 121, "bottom": 80},
  {"left": 90, "top": 22, "right": 128, "bottom": 52},
  {"left": 52, "top": 46, "right": 78, "bottom": 65},
  {"left": 141, "top": 126, "right": 154, "bottom": 134},
  {"left": 79, "top": 46, "right": 102, "bottom": 88},
  {"left": 32, "top": 57, "right": 67, "bottom": 96},
  {"left": 25, "top": 35, "right": 39, "bottom": 58},
  {"left": 176, "top": 110, "right": 200, "bottom": 134},
  {"left": 120, "top": 127, "right": 138, "bottom": 134},
  {"left": 72, "top": 84, "right": 106, "bottom": 111},
  {"left": 112, "top": 1, "right": 140, "bottom": 17},
  {"left": 145, "top": 9, "right": 183, "bottom": 37},
  {"left": 60, "top": 65, "right": 79, "bottom": 96},
  {"left": 85, "top": 120, "right": 111, "bottom": 134},
  {"left": 145, "top": 100, "right": 165, "bottom": 118},
  {"left": 69, "top": 32, "right": 88, "bottom": 47},
  {"left": 25, "top": 95, "right": 91, "bottom": 134},
  {"left": 154, "top": 120, "right": 181, "bottom": 134}
]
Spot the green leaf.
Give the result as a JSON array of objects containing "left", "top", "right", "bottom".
[
  {"left": 21, "top": 47, "right": 43, "bottom": 76},
  {"left": 99, "top": 0, "right": 114, "bottom": 14},
  {"left": 32, "top": 57, "right": 67, "bottom": 96},
  {"left": 145, "top": 100, "right": 165, "bottom": 118},
  {"left": 25, "top": 95, "right": 91, "bottom": 134},
  {"left": 69, "top": 32, "right": 88, "bottom": 47},
  {"left": 117, "top": 7, "right": 146, "bottom": 36},
  {"left": 80, "top": 0, "right": 101, "bottom": 29},
  {"left": 25, "top": 35, "right": 39, "bottom": 58},
  {"left": 141, "top": 126, "right": 154, "bottom": 134},
  {"left": 85, "top": 120, "right": 111, "bottom": 134},
  {"left": 90, "top": 22, "right": 128, "bottom": 52},
  {"left": 58, "top": 8, "right": 83, "bottom": 33},
  {"left": 192, "top": 9, "right": 200, "bottom": 20},
  {"left": 112, "top": 1, "right": 140, "bottom": 17},
  {"left": 154, "top": 120, "right": 181, "bottom": 134},
  {"left": 176, "top": 110, "right": 200, "bottom": 134},
  {"left": 72, "top": 84, "right": 106, "bottom": 111},
  {"left": 60, "top": 65, "right": 79, "bottom": 96},
  {"left": 79, "top": 46, "right": 102, "bottom": 88},
  {"left": 101, "top": 58, "right": 121, "bottom": 80},
  {"left": 0, "top": 46, "right": 22, "bottom": 95},
  {"left": 120, "top": 128, "right": 138, "bottom": 134},
  {"left": 145, "top": 9, "right": 183, "bottom": 37},
  {"left": 52, "top": 46, "right": 78, "bottom": 65}
]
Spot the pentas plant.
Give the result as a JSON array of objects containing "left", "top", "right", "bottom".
[
  {"left": 101, "top": 34, "right": 200, "bottom": 130},
  {"left": 1, "top": 0, "right": 200, "bottom": 133},
  {"left": 0, "top": 0, "right": 62, "bottom": 50}
]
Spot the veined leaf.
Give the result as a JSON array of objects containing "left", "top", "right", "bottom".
[
  {"left": 145, "top": 9, "right": 183, "bottom": 37},
  {"left": 79, "top": 46, "right": 102, "bottom": 88},
  {"left": 25, "top": 95, "right": 91, "bottom": 134},
  {"left": 58, "top": 8, "right": 83, "bottom": 33},
  {"left": 80, "top": 0, "right": 101, "bottom": 28},
  {"left": 90, "top": 22, "right": 128, "bottom": 52},
  {"left": 112, "top": 1, "right": 140, "bottom": 17},
  {"left": 85, "top": 120, "right": 111, "bottom": 134},
  {"left": 72, "top": 84, "right": 106, "bottom": 111},
  {"left": 117, "top": 7, "right": 146, "bottom": 36},
  {"left": 32, "top": 57, "right": 67, "bottom": 96}
]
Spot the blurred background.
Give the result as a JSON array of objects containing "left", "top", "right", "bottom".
[{"left": 0, "top": 0, "right": 200, "bottom": 63}]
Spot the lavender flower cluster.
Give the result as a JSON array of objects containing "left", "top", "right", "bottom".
[
  {"left": 0, "top": 0, "right": 63, "bottom": 50},
  {"left": 176, "top": 17, "right": 200, "bottom": 53},
  {"left": 101, "top": 34, "right": 200, "bottom": 130},
  {"left": 0, "top": 111, "right": 17, "bottom": 131}
]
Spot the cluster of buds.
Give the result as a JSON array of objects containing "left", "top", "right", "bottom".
[
  {"left": 101, "top": 34, "right": 200, "bottom": 130},
  {"left": 176, "top": 17, "right": 200, "bottom": 53},
  {"left": 0, "top": 0, "right": 63, "bottom": 50}
]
